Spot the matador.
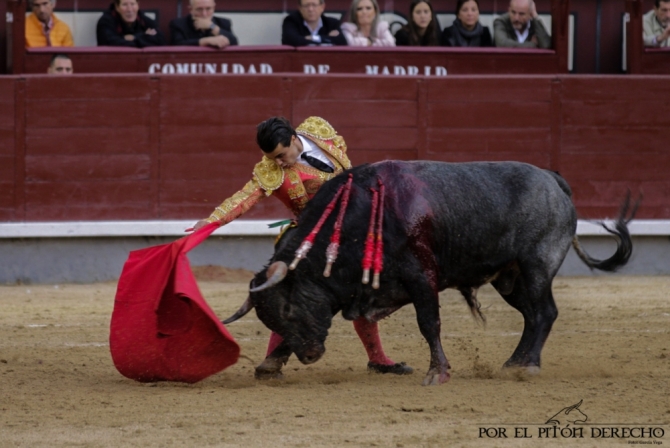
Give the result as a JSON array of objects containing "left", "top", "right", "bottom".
[{"left": 193, "top": 116, "right": 413, "bottom": 378}]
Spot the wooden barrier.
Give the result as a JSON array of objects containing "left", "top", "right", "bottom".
[{"left": 0, "top": 74, "right": 667, "bottom": 222}]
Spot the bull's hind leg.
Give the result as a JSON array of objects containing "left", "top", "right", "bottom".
[{"left": 494, "top": 268, "right": 558, "bottom": 374}]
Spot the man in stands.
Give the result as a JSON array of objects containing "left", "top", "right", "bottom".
[
  {"left": 191, "top": 116, "right": 412, "bottom": 379},
  {"left": 170, "top": 0, "right": 238, "bottom": 48},
  {"left": 97, "top": 0, "right": 166, "bottom": 47},
  {"left": 282, "top": 0, "right": 347, "bottom": 46},
  {"left": 25, "top": 0, "right": 74, "bottom": 48},
  {"left": 47, "top": 54, "right": 73, "bottom": 74},
  {"left": 644, "top": 0, "right": 670, "bottom": 47},
  {"left": 493, "top": 0, "right": 550, "bottom": 48}
]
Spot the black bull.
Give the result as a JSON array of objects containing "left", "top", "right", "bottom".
[{"left": 226, "top": 161, "right": 636, "bottom": 385}]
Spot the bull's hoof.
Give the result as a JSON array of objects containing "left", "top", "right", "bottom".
[
  {"left": 421, "top": 369, "right": 450, "bottom": 386},
  {"left": 501, "top": 364, "right": 541, "bottom": 379},
  {"left": 254, "top": 368, "right": 284, "bottom": 380},
  {"left": 254, "top": 357, "right": 285, "bottom": 380},
  {"left": 367, "top": 361, "right": 414, "bottom": 375}
]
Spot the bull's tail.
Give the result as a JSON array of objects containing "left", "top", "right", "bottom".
[{"left": 572, "top": 191, "right": 639, "bottom": 272}]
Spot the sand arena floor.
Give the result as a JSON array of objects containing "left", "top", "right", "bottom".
[{"left": 0, "top": 271, "right": 668, "bottom": 447}]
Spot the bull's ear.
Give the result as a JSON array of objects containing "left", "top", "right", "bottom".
[{"left": 222, "top": 295, "right": 254, "bottom": 325}]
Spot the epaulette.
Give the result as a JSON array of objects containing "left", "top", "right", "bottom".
[{"left": 252, "top": 157, "right": 283, "bottom": 193}]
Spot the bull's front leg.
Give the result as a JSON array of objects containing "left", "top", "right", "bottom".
[
  {"left": 413, "top": 295, "right": 451, "bottom": 386},
  {"left": 255, "top": 339, "right": 292, "bottom": 380}
]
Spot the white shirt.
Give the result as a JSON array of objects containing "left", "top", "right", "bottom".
[
  {"left": 304, "top": 18, "right": 323, "bottom": 43},
  {"left": 297, "top": 135, "right": 335, "bottom": 171},
  {"left": 514, "top": 23, "right": 530, "bottom": 43}
]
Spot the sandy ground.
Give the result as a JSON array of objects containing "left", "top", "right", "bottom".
[{"left": 0, "top": 271, "right": 668, "bottom": 447}]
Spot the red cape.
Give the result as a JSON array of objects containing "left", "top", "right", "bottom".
[{"left": 110, "top": 223, "right": 240, "bottom": 383}]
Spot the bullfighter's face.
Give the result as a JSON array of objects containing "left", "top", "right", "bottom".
[{"left": 265, "top": 135, "right": 302, "bottom": 169}]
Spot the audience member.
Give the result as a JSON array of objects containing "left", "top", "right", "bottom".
[
  {"left": 47, "top": 54, "right": 73, "bottom": 74},
  {"left": 282, "top": 0, "right": 348, "bottom": 46},
  {"left": 644, "top": 0, "right": 670, "bottom": 47},
  {"left": 493, "top": 0, "right": 550, "bottom": 48},
  {"left": 97, "top": 0, "right": 166, "bottom": 47},
  {"left": 170, "top": 0, "right": 238, "bottom": 48},
  {"left": 341, "top": 0, "right": 395, "bottom": 46},
  {"left": 442, "top": 0, "right": 492, "bottom": 47},
  {"left": 25, "top": 0, "right": 74, "bottom": 48},
  {"left": 394, "top": 0, "right": 441, "bottom": 46}
]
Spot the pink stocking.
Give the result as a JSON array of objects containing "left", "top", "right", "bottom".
[
  {"left": 353, "top": 318, "right": 394, "bottom": 365},
  {"left": 265, "top": 332, "right": 284, "bottom": 357}
]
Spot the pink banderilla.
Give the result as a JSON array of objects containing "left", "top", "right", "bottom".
[
  {"left": 289, "top": 178, "right": 347, "bottom": 271},
  {"left": 323, "top": 174, "right": 354, "bottom": 277},
  {"left": 361, "top": 188, "right": 379, "bottom": 284},
  {"left": 372, "top": 181, "right": 385, "bottom": 289}
]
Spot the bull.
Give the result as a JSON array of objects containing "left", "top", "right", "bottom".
[{"left": 225, "top": 161, "right": 636, "bottom": 386}]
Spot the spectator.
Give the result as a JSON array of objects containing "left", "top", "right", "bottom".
[
  {"left": 170, "top": 0, "right": 238, "bottom": 48},
  {"left": 341, "top": 0, "right": 395, "bottom": 46},
  {"left": 47, "top": 54, "right": 73, "bottom": 74},
  {"left": 394, "top": 0, "right": 441, "bottom": 46},
  {"left": 282, "top": 0, "right": 348, "bottom": 46},
  {"left": 493, "top": 0, "right": 550, "bottom": 48},
  {"left": 442, "top": 0, "right": 492, "bottom": 47},
  {"left": 97, "top": 0, "right": 166, "bottom": 47},
  {"left": 25, "top": 0, "right": 74, "bottom": 48},
  {"left": 644, "top": 0, "right": 670, "bottom": 47}
]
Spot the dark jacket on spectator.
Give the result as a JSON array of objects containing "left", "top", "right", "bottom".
[
  {"left": 169, "top": 15, "right": 238, "bottom": 46},
  {"left": 96, "top": 3, "right": 165, "bottom": 47},
  {"left": 394, "top": 27, "right": 440, "bottom": 46},
  {"left": 441, "top": 21, "right": 493, "bottom": 47},
  {"left": 281, "top": 10, "right": 347, "bottom": 46}
]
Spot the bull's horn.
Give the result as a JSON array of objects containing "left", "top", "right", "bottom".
[
  {"left": 249, "top": 261, "right": 288, "bottom": 293},
  {"left": 222, "top": 295, "right": 254, "bottom": 325}
]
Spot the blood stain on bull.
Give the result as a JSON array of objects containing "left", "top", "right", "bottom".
[{"left": 224, "top": 161, "right": 638, "bottom": 386}]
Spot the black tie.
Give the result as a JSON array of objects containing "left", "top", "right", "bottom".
[{"left": 301, "top": 152, "right": 334, "bottom": 173}]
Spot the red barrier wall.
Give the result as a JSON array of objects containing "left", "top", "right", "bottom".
[{"left": 1, "top": 74, "right": 667, "bottom": 222}]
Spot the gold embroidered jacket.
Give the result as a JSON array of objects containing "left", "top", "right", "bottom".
[{"left": 205, "top": 117, "right": 352, "bottom": 225}]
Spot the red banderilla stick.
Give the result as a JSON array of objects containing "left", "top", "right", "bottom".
[
  {"left": 372, "top": 181, "right": 385, "bottom": 289},
  {"left": 289, "top": 181, "right": 346, "bottom": 270},
  {"left": 361, "top": 188, "right": 379, "bottom": 284},
  {"left": 323, "top": 174, "right": 353, "bottom": 277}
]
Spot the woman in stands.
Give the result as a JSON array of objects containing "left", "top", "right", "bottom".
[
  {"left": 394, "top": 0, "right": 441, "bottom": 46},
  {"left": 441, "top": 0, "right": 492, "bottom": 47},
  {"left": 341, "top": 0, "right": 395, "bottom": 46},
  {"left": 97, "top": 0, "right": 166, "bottom": 47}
]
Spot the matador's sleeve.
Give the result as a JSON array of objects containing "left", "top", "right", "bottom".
[
  {"left": 204, "top": 157, "right": 284, "bottom": 225},
  {"left": 204, "top": 178, "right": 266, "bottom": 225}
]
